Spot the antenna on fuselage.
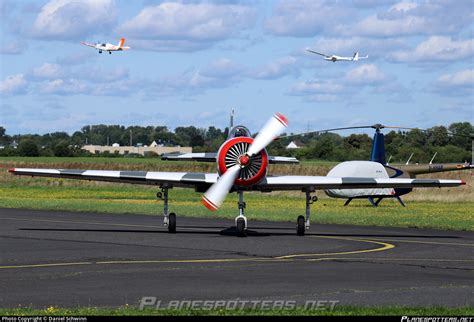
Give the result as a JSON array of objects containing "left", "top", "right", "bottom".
[{"left": 230, "top": 108, "right": 234, "bottom": 129}]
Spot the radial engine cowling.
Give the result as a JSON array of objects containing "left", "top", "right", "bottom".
[{"left": 217, "top": 137, "right": 268, "bottom": 186}]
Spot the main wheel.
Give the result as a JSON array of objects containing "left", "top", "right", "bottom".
[
  {"left": 168, "top": 213, "right": 176, "bottom": 233},
  {"left": 297, "top": 215, "right": 305, "bottom": 236},
  {"left": 236, "top": 218, "right": 247, "bottom": 237}
]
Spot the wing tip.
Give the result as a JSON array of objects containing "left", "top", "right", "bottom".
[
  {"left": 8, "top": 168, "right": 15, "bottom": 173},
  {"left": 201, "top": 195, "right": 218, "bottom": 211},
  {"left": 460, "top": 180, "right": 466, "bottom": 185}
]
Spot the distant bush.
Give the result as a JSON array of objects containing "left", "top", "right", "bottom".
[
  {"left": 53, "top": 142, "right": 73, "bottom": 157},
  {"left": 18, "top": 139, "right": 39, "bottom": 157}
]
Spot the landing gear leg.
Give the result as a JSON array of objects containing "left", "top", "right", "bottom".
[
  {"left": 298, "top": 189, "right": 317, "bottom": 236},
  {"left": 395, "top": 196, "right": 406, "bottom": 207},
  {"left": 375, "top": 197, "right": 383, "bottom": 206},
  {"left": 368, "top": 197, "right": 378, "bottom": 208},
  {"left": 157, "top": 185, "right": 176, "bottom": 233},
  {"left": 235, "top": 191, "right": 247, "bottom": 237}
]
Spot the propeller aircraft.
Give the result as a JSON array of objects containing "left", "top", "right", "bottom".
[{"left": 9, "top": 113, "right": 466, "bottom": 237}]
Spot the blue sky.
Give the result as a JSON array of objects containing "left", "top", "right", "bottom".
[{"left": 1, "top": 0, "right": 473, "bottom": 136}]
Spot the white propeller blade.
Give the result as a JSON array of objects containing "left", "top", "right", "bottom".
[
  {"left": 247, "top": 112, "right": 288, "bottom": 157},
  {"left": 201, "top": 165, "right": 240, "bottom": 211},
  {"left": 202, "top": 112, "right": 289, "bottom": 211}
]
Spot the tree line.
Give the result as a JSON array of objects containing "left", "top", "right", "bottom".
[{"left": 0, "top": 122, "right": 471, "bottom": 163}]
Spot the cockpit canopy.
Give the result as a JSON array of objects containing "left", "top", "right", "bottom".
[{"left": 228, "top": 125, "right": 252, "bottom": 139}]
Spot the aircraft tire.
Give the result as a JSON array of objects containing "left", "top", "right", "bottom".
[
  {"left": 236, "top": 218, "right": 247, "bottom": 237},
  {"left": 297, "top": 215, "right": 305, "bottom": 236},
  {"left": 168, "top": 213, "right": 176, "bottom": 233}
]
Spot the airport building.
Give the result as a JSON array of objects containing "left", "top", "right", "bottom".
[{"left": 82, "top": 140, "right": 192, "bottom": 156}]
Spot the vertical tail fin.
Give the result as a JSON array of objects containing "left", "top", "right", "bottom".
[
  {"left": 370, "top": 131, "right": 386, "bottom": 164},
  {"left": 118, "top": 38, "right": 125, "bottom": 48},
  {"left": 352, "top": 52, "right": 359, "bottom": 61}
]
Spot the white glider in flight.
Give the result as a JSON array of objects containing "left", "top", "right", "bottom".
[{"left": 307, "top": 49, "right": 368, "bottom": 62}]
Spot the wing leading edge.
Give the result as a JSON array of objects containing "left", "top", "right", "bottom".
[
  {"left": 161, "top": 153, "right": 299, "bottom": 164},
  {"left": 8, "top": 168, "right": 464, "bottom": 192}
]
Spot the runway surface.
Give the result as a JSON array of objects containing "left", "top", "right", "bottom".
[{"left": 0, "top": 207, "right": 473, "bottom": 309}]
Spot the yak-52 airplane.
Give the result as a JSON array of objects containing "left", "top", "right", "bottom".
[
  {"left": 81, "top": 38, "right": 130, "bottom": 54},
  {"left": 9, "top": 113, "right": 465, "bottom": 237},
  {"left": 306, "top": 49, "right": 368, "bottom": 62}
]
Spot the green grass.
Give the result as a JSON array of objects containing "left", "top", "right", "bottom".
[
  {"left": 1, "top": 306, "right": 473, "bottom": 316},
  {"left": 0, "top": 157, "right": 472, "bottom": 231},
  {"left": 0, "top": 184, "right": 472, "bottom": 230}
]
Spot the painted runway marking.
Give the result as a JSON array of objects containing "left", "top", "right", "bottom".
[
  {"left": 2, "top": 215, "right": 472, "bottom": 270},
  {"left": 274, "top": 236, "right": 394, "bottom": 259},
  {"left": 360, "top": 237, "right": 474, "bottom": 247},
  {"left": 0, "top": 236, "right": 394, "bottom": 270}
]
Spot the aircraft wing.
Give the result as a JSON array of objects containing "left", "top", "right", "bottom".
[
  {"left": 8, "top": 168, "right": 217, "bottom": 189},
  {"left": 162, "top": 153, "right": 299, "bottom": 164},
  {"left": 81, "top": 42, "right": 96, "bottom": 48},
  {"left": 9, "top": 168, "right": 463, "bottom": 191},
  {"left": 253, "top": 175, "right": 464, "bottom": 191},
  {"left": 161, "top": 153, "right": 217, "bottom": 162},
  {"left": 306, "top": 50, "right": 329, "bottom": 57}
]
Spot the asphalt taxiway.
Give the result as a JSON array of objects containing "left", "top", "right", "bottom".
[{"left": 0, "top": 208, "right": 473, "bottom": 308}]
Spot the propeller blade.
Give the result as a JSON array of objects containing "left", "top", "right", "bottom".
[
  {"left": 201, "top": 165, "right": 240, "bottom": 211},
  {"left": 247, "top": 112, "right": 288, "bottom": 157}
]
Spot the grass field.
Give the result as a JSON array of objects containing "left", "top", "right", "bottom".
[
  {"left": 0, "top": 157, "right": 472, "bottom": 231},
  {"left": 1, "top": 306, "right": 473, "bottom": 316}
]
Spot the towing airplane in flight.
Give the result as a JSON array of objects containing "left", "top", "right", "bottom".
[
  {"left": 81, "top": 38, "right": 130, "bottom": 54},
  {"left": 306, "top": 49, "right": 368, "bottom": 62},
  {"left": 9, "top": 113, "right": 465, "bottom": 237}
]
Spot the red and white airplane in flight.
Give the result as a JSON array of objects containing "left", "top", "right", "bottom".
[
  {"left": 9, "top": 113, "right": 465, "bottom": 237},
  {"left": 81, "top": 38, "right": 130, "bottom": 54}
]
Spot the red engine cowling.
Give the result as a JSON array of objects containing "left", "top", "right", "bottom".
[{"left": 217, "top": 137, "right": 268, "bottom": 186}]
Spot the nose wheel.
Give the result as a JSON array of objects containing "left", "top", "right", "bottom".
[{"left": 235, "top": 191, "right": 247, "bottom": 237}]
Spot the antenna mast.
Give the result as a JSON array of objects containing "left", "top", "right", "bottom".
[{"left": 230, "top": 108, "right": 235, "bottom": 129}]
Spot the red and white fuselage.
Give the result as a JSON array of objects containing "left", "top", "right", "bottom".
[{"left": 81, "top": 38, "right": 130, "bottom": 54}]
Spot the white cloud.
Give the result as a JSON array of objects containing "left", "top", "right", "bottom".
[
  {"left": 250, "top": 56, "right": 299, "bottom": 80},
  {"left": 264, "top": 1, "right": 352, "bottom": 37},
  {"left": 433, "top": 69, "right": 474, "bottom": 96},
  {"left": 32, "top": 62, "right": 63, "bottom": 79},
  {"left": 349, "top": 1, "right": 473, "bottom": 37},
  {"left": 437, "top": 69, "right": 474, "bottom": 87},
  {"left": 31, "top": 0, "right": 116, "bottom": 40},
  {"left": 288, "top": 80, "right": 343, "bottom": 96},
  {"left": 40, "top": 78, "right": 88, "bottom": 95},
  {"left": 390, "top": 36, "right": 474, "bottom": 63},
  {"left": 345, "top": 64, "right": 386, "bottom": 85},
  {"left": 118, "top": 2, "right": 256, "bottom": 51},
  {"left": 148, "top": 58, "right": 243, "bottom": 97},
  {"left": 0, "top": 40, "right": 27, "bottom": 55},
  {"left": 0, "top": 74, "right": 27, "bottom": 94}
]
